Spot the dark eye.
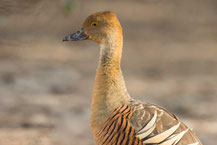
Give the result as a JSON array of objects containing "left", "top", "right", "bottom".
[{"left": 91, "top": 22, "right": 98, "bottom": 27}]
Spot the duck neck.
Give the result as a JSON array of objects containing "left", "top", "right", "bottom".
[{"left": 91, "top": 34, "right": 131, "bottom": 129}]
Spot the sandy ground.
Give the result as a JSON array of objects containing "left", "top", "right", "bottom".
[{"left": 0, "top": 0, "right": 217, "bottom": 144}]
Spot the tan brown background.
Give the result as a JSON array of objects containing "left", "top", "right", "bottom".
[{"left": 0, "top": 0, "right": 217, "bottom": 144}]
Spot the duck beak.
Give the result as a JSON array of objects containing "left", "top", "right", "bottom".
[{"left": 63, "top": 28, "right": 89, "bottom": 41}]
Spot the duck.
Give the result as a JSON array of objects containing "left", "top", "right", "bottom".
[{"left": 63, "top": 11, "right": 202, "bottom": 145}]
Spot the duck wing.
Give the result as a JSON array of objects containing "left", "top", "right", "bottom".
[{"left": 129, "top": 100, "right": 202, "bottom": 145}]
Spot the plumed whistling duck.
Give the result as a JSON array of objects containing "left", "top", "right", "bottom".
[{"left": 63, "top": 11, "right": 202, "bottom": 145}]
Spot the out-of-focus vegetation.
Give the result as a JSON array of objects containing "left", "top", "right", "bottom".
[{"left": 0, "top": 0, "right": 217, "bottom": 145}]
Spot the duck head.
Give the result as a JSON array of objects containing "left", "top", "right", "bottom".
[{"left": 63, "top": 11, "right": 122, "bottom": 45}]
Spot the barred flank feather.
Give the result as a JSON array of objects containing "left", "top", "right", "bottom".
[{"left": 96, "top": 105, "right": 142, "bottom": 145}]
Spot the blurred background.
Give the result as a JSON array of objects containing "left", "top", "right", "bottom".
[{"left": 0, "top": 0, "right": 217, "bottom": 144}]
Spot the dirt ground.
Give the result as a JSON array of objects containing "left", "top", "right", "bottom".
[{"left": 0, "top": 0, "right": 217, "bottom": 145}]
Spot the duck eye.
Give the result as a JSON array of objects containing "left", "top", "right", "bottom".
[{"left": 91, "top": 22, "right": 98, "bottom": 27}]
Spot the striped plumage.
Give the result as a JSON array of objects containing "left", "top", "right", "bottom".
[
  {"left": 95, "top": 105, "right": 139, "bottom": 145},
  {"left": 63, "top": 11, "right": 203, "bottom": 145}
]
